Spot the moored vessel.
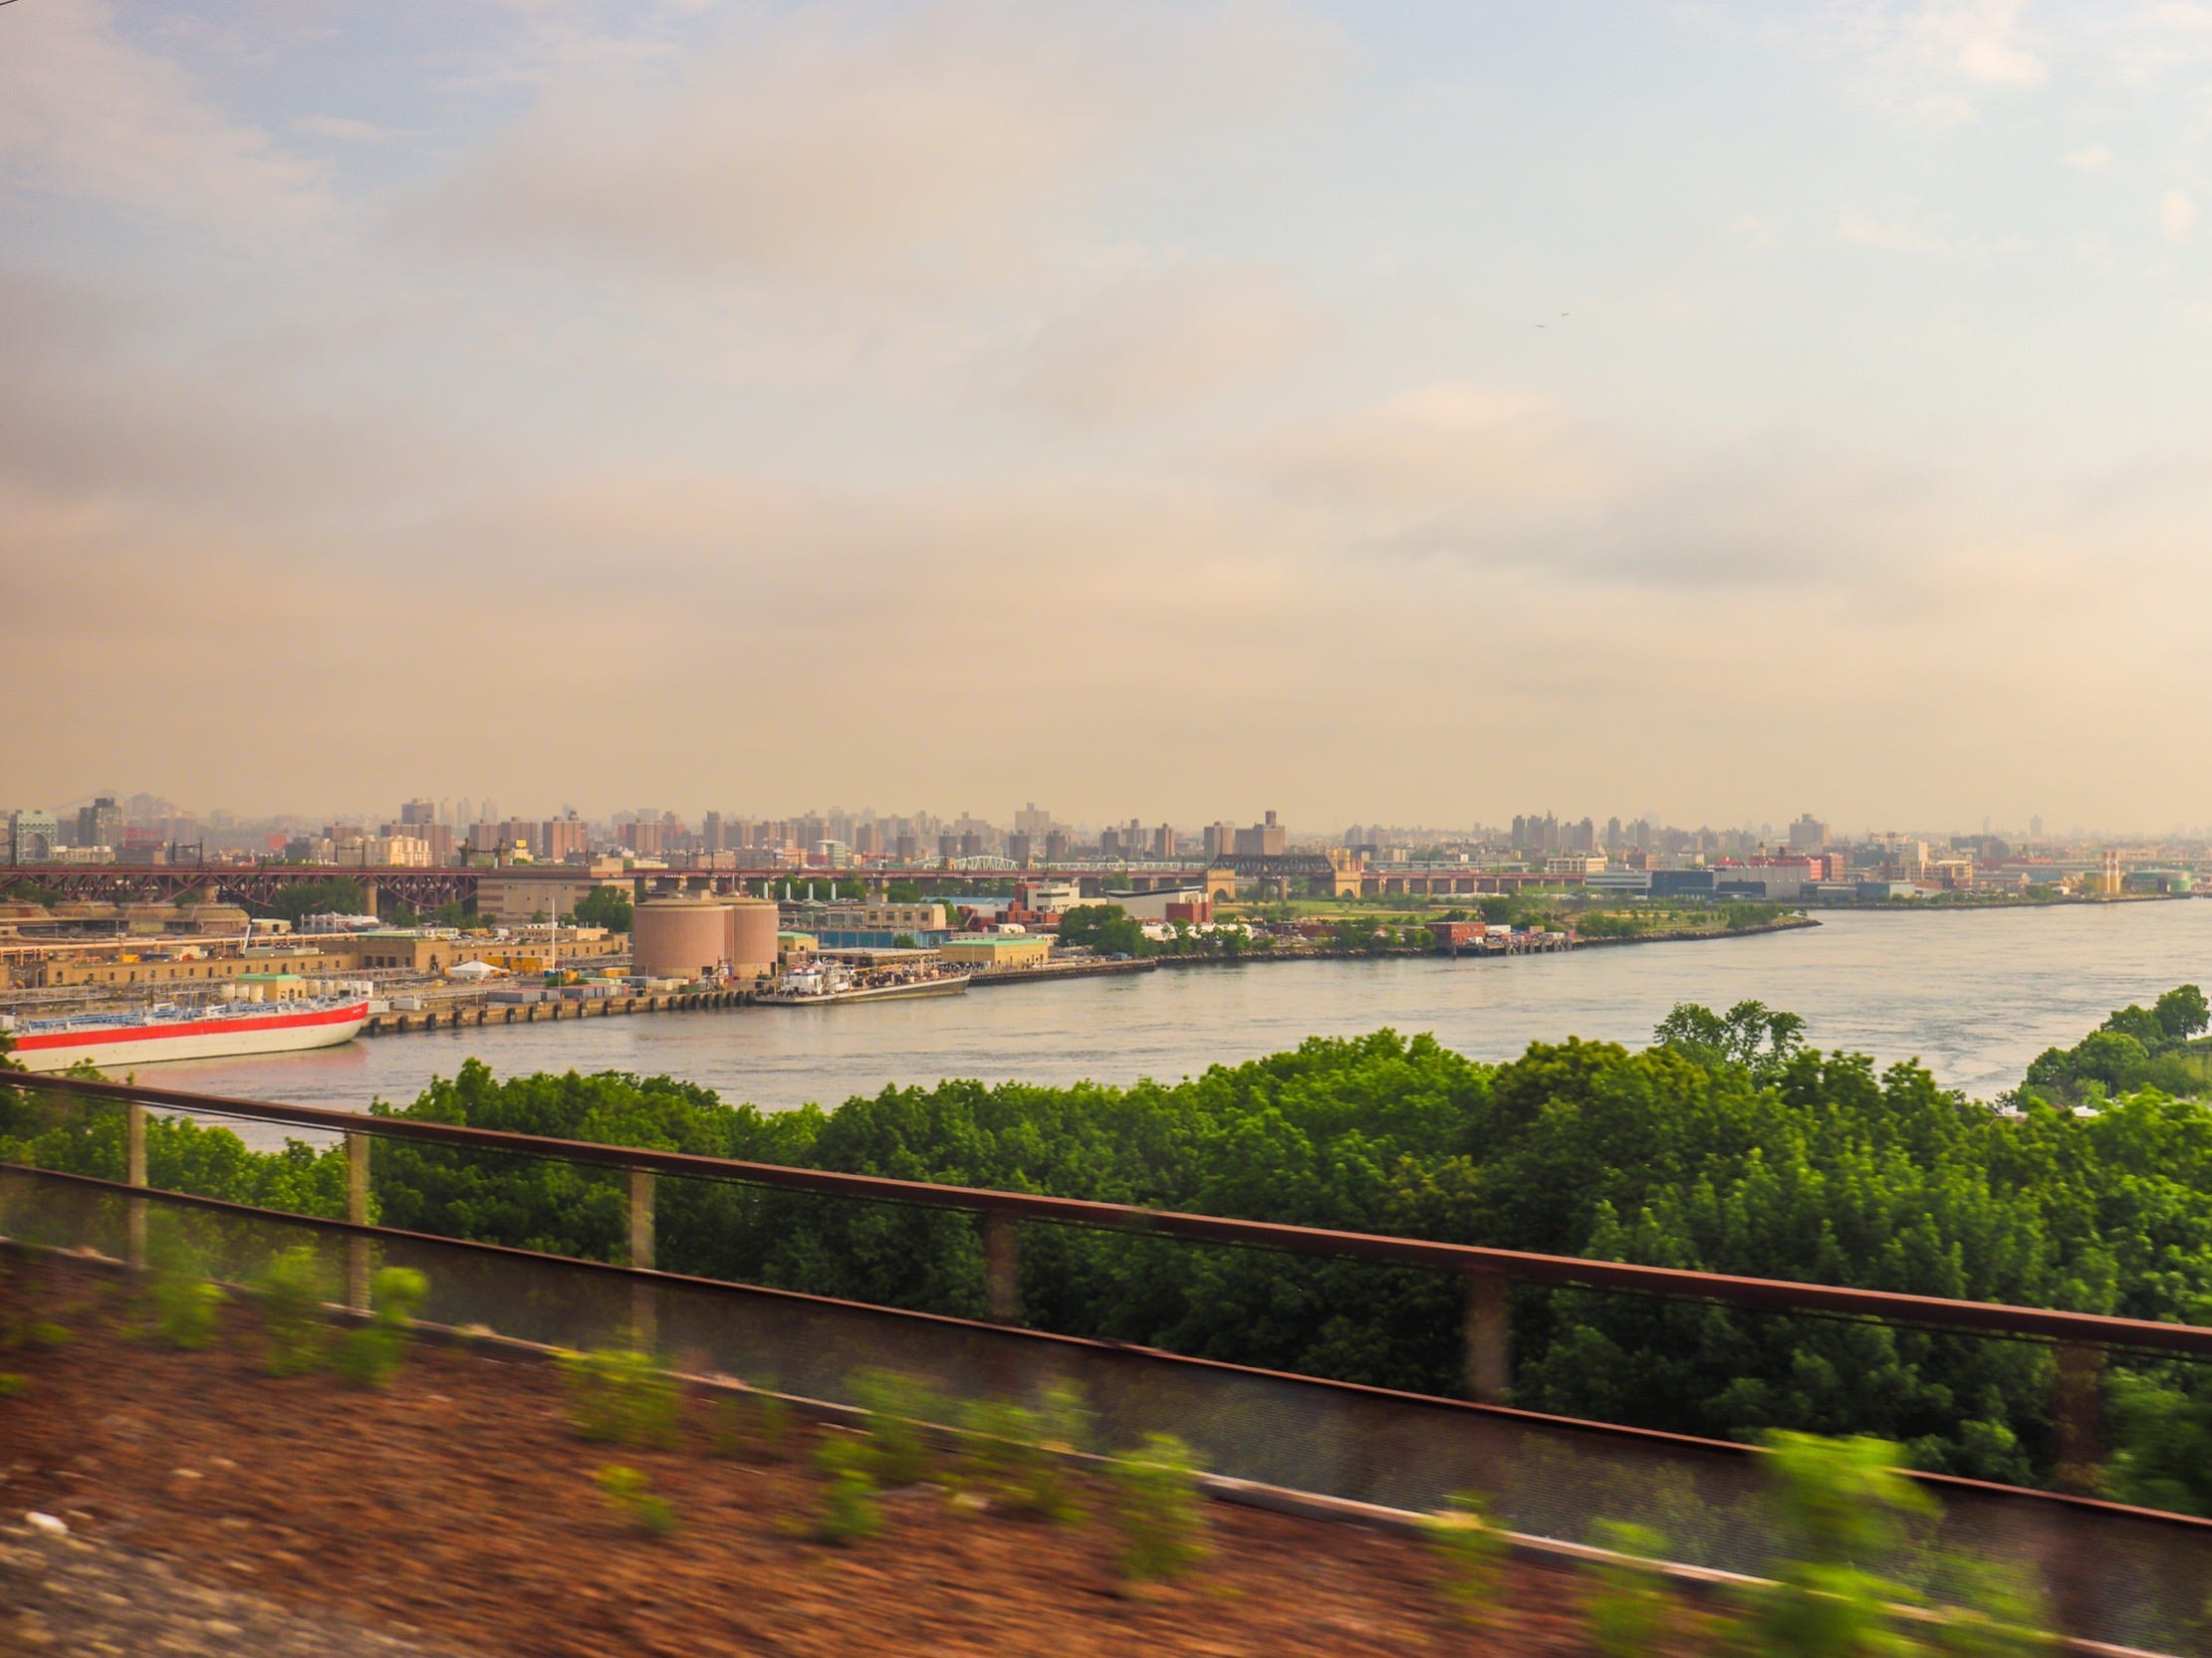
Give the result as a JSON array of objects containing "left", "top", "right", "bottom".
[
  {"left": 2, "top": 992, "right": 371, "bottom": 1072},
  {"left": 757, "top": 960, "right": 970, "bottom": 1006}
]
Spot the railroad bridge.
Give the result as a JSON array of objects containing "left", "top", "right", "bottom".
[{"left": 0, "top": 857, "right": 1565, "bottom": 913}]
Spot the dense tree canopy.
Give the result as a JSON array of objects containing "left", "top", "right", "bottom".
[
  {"left": 2017, "top": 985, "right": 2212, "bottom": 1107},
  {"left": 262, "top": 878, "right": 366, "bottom": 923},
  {"left": 1055, "top": 904, "right": 1152, "bottom": 958},
  {"left": 569, "top": 885, "right": 633, "bottom": 934},
  {"left": 8, "top": 989, "right": 2212, "bottom": 1507}
]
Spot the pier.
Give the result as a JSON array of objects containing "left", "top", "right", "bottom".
[{"left": 363, "top": 987, "right": 751, "bottom": 1037}]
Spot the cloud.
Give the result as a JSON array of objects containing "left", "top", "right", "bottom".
[
  {"left": 1838, "top": 213, "right": 2027, "bottom": 256},
  {"left": 0, "top": 0, "right": 322, "bottom": 225},
  {"left": 293, "top": 116, "right": 418, "bottom": 145},
  {"left": 2142, "top": 2, "right": 2212, "bottom": 30},
  {"left": 408, "top": 0, "right": 1343, "bottom": 283},
  {"left": 1255, "top": 382, "right": 1592, "bottom": 517},
  {"left": 2162, "top": 188, "right": 2197, "bottom": 240},
  {"left": 2065, "top": 145, "right": 2115, "bottom": 171},
  {"left": 987, "top": 264, "right": 1330, "bottom": 424},
  {"left": 1916, "top": 0, "right": 2046, "bottom": 85},
  {"left": 0, "top": 267, "right": 493, "bottom": 524}
]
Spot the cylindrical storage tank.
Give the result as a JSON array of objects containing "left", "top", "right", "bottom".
[
  {"left": 723, "top": 897, "right": 780, "bottom": 982},
  {"left": 632, "top": 899, "right": 730, "bottom": 981}
]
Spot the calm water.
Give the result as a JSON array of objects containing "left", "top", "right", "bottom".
[{"left": 150, "top": 903, "right": 2212, "bottom": 1145}]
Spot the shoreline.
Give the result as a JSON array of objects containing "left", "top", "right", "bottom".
[{"left": 1570, "top": 915, "right": 1822, "bottom": 948}]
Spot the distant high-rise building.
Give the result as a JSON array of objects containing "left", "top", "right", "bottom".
[
  {"left": 1007, "top": 832, "right": 1034, "bottom": 866},
  {"left": 541, "top": 816, "right": 589, "bottom": 861},
  {"left": 2030, "top": 815, "right": 2045, "bottom": 840},
  {"left": 1202, "top": 822, "right": 1239, "bottom": 859},
  {"left": 702, "top": 811, "right": 726, "bottom": 853},
  {"left": 1232, "top": 811, "right": 1287, "bottom": 857},
  {"left": 1014, "top": 803, "right": 1053, "bottom": 838},
  {"left": 1787, "top": 814, "right": 1831, "bottom": 853},
  {"left": 1101, "top": 828, "right": 1126, "bottom": 860},
  {"left": 7, "top": 810, "right": 58, "bottom": 865},
  {"left": 1045, "top": 830, "right": 1071, "bottom": 863},
  {"left": 399, "top": 798, "right": 438, "bottom": 827},
  {"left": 1151, "top": 824, "right": 1176, "bottom": 858},
  {"left": 76, "top": 797, "right": 122, "bottom": 851}
]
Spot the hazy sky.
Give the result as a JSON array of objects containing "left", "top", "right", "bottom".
[{"left": 6, "top": 1, "right": 2212, "bottom": 829}]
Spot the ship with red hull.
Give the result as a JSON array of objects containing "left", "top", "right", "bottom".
[{"left": 1, "top": 996, "right": 370, "bottom": 1073}]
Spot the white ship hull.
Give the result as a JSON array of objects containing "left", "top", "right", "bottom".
[
  {"left": 759, "top": 975, "right": 971, "bottom": 1006},
  {"left": 7, "top": 1001, "right": 369, "bottom": 1073}
]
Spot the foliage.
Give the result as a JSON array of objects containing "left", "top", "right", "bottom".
[
  {"left": 0, "top": 1303, "right": 69, "bottom": 1357},
  {"left": 334, "top": 1267, "right": 428, "bottom": 1389},
  {"left": 594, "top": 1464, "right": 677, "bottom": 1537},
  {"left": 1583, "top": 1520, "right": 1675, "bottom": 1656},
  {"left": 1056, "top": 904, "right": 1152, "bottom": 958},
  {"left": 1106, "top": 1432, "right": 1207, "bottom": 1580},
  {"left": 2106, "top": 1369, "right": 2212, "bottom": 1517},
  {"left": 16, "top": 990, "right": 2212, "bottom": 1494},
  {"left": 1739, "top": 1433, "right": 1935, "bottom": 1657},
  {"left": 0, "top": 1091, "right": 353, "bottom": 1220},
  {"left": 570, "top": 886, "right": 633, "bottom": 933},
  {"left": 1721, "top": 901, "right": 1793, "bottom": 931},
  {"left": 1924, "top": 1555, "right": 2056, "bottom": 1656},
  {"left": 557, "top": 1347, "right": 679, "bottom": 1448},
  {"left": 957, "top": 1387, "right": 1087, "bottom": 1522},
  {"left": 2017, "top": 984, "right": 2212, "bottom": 1106},
  {"left": 1425, "top": 1491, "right": 1509, "bottom": 1624},
  {"left": 145, "top": 1230, "right": 223, "bottom": 1350},
  {"left": 262, "top": 878, "right": 365, "bottom": 923},
  {"left": 255, "top": 1247, "right": 333, "bottom": 1376},
  {"left": 1652, "top": 998, "right": 1806, "bottom": 1083},
  {"left": 813, "top": 1432, "right": 882, "bottom": 1542},
  {"left": 882, "top": 880, "right": 923, "bottom": 903},
  {"left": 851, "top": 1367, "right": 943, "bottom": 1487}
]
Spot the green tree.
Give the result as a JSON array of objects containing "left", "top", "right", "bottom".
[
  {"left": 570, "top": 886, "right": 633, "bottom": 933},
  {"left": 263, "top": 878, "right": 365, "bottom": 923},
  {"left": 2155, "top": 985, "right": 2210, "bottom": 1043},
  {"left": 1056, "top": 905, "right": 1151, "bottom": 958}
]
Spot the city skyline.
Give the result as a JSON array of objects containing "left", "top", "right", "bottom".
[
  {"left": 5, "top": 787, "right": 2195, "bottom": 852},
  {"left": 9, "top": 2, "right": 2212, "bottom": 825}
]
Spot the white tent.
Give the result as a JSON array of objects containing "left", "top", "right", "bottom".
[{"left": 447, "top": 959, "right": 508, "bottom": 980}]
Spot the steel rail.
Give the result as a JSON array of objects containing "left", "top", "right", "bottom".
[
  {"left": 16, "top": 1071, "right": 2212, "bottom": 1358},
  {"left": 8, "top": 1157, "right": 2212, "bottom": 1540}
]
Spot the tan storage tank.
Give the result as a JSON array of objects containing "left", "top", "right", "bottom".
[
  {"left": 632, "top": 899, "right": 730, "bottom": 981},
  {"left": 723, "top": 898, "right": 780, "bottom": 982}
]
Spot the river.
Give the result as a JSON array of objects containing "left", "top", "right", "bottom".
[{"left": 139, "top": 902, "right": 2212, "bottom": 1141}]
